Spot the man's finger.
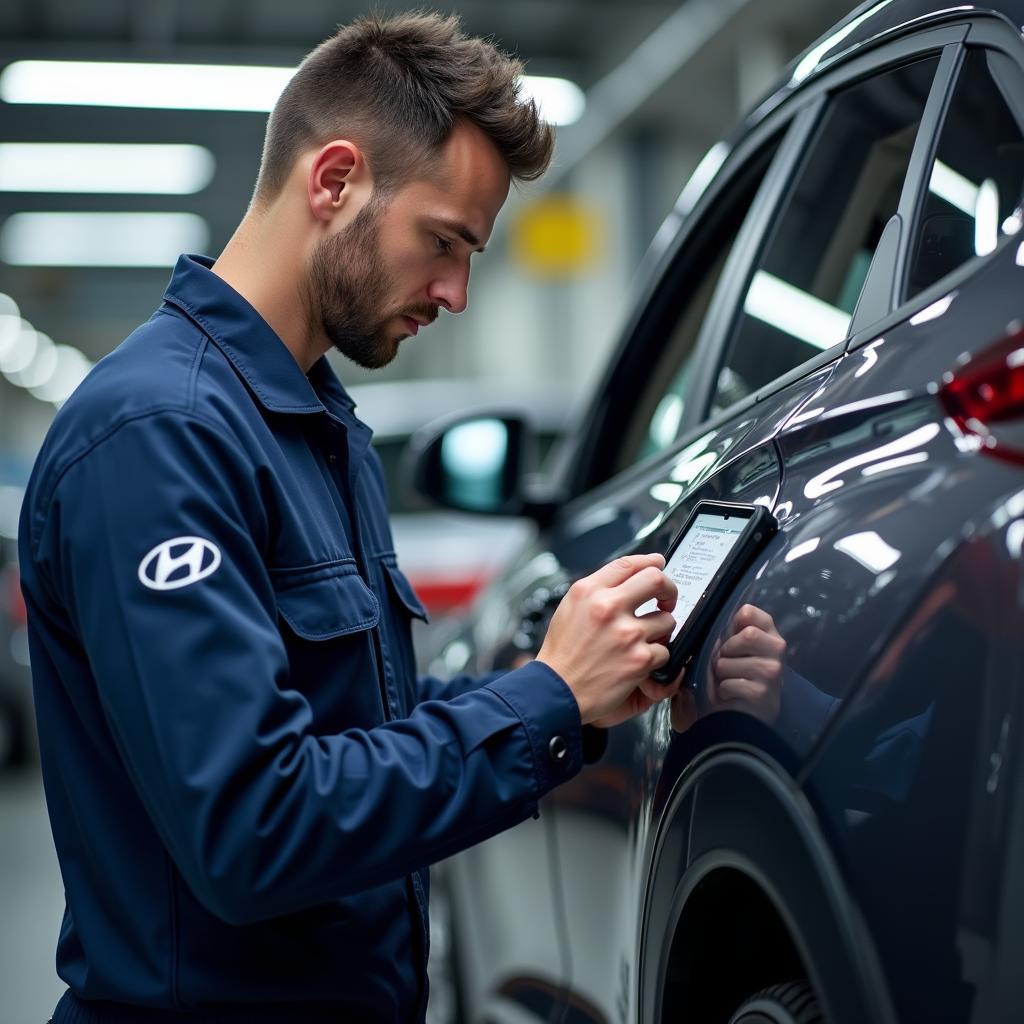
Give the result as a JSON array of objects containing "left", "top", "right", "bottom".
[
  {"left": 638, "top": 669, "right": 684, "bottom": 702},
  {"left": 635, "top": 610, "right": 678, "bottom": 643},
  {"left": 585, "top": 553, "right": 665, "bottom": 591},
  {"left": 617, "top": 564, "right": 676, "bottom": 610}
]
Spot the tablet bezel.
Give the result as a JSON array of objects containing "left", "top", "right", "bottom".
[{"left": 649, "top": 499, "right": 778, "bottom": 683}]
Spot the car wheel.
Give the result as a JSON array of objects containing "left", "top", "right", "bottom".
[{"left": 728, "top": 980, "right": 823, "bottom": 1024}]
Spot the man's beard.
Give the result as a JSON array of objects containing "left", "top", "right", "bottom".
[{"left": 305, "top": 199, "right": 433, "bottom": 370}]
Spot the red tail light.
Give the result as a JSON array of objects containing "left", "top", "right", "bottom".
[
  {"left": 407, "top": 575, "right": 487, "bottom": 614},
  {"left": 939, "top": 327, "right": 1024, "bottom": 466}
]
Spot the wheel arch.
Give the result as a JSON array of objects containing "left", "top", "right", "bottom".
[{"left": 638, "top": 747, "right": 897, "bottom": 1024}]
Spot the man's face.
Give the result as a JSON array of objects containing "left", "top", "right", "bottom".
[{"left": 306, "top": 120, "right": 511, "bottom": 369}]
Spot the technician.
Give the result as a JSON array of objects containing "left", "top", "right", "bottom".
[{"left": 19, "top": 13, "right": 682, "bottom": 1024}]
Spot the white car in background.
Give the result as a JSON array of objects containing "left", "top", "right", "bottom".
[{"left": 348, "top": 378, "right": 572, "bottom": 621}]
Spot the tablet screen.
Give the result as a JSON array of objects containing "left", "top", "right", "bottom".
[{"left": 637, "top": 512, "right": 748, "bottom": 639}]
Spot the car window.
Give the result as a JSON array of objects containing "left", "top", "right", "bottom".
[
  {"left": 710, "top": 56, "right": 940, "bottom": 416},
  {"left": 612, "top": 138, "right": 782, "bottom": 474},
  {"left": 905, "top": 48, "right": 1024, "bottom": 299}
]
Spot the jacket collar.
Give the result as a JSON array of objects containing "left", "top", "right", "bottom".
[{"left": 161, "top": 253, "right": 359, "bottom": 420}]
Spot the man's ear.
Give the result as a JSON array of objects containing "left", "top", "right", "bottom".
[{"left": 307, "top": 140, "right": 372, "bottom": 223}]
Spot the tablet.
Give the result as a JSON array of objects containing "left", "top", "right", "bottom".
[{"left": 639, "top": 500, "right": 777, "bottom": 683}]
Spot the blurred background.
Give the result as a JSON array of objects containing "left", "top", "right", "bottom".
[{"left": 0, "top": 0, "right": 854, "bottom": 1019}]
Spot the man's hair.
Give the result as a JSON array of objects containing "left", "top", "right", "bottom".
[{"left": 254, "top": 10, "right": 554, "bottom": 203}]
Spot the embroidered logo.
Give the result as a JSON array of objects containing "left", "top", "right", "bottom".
[{"left": 138, "top": 536, "right": 221, "bottom": 591}]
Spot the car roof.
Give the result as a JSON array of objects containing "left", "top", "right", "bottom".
[{"left": 741, "top": 0, "right": 1024, "bottom": 135}]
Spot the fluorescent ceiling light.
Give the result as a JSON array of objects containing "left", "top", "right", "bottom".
[
  {"left": 1, "top": 211, "right": 209, "bottom": 267},
  {"left": 6, "top": 331, "right": 57, "bottom": 388},
  {"left": 0, "top": 313, "right": 23, "bottom": 360},
  {"left": 0, "top": 322, "right": 38, "bottom": 374},
  {"left": 0, "top": 143, "right": 215, "bottom": 195},
  {"left": 1, "top": 59, "right": 586, "bottom": 125},
  {"left": 29, "top": 344, "right": 93, "bottom": 404},
  {"left": 743, "top": 270, "right": 851, "bottom": 350},
  {"left": 520, "top": 75, "right": 586, "bottom": 126},
  {"left": 0, "top": 60, "right": 294, "bottom": 112},
  {"left": 930, "top": 160, "right": 978, "bottom": 216}
]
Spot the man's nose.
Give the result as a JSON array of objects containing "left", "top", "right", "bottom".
[{"left": 428, "top": 265, "right": 470, "bottom": 315}]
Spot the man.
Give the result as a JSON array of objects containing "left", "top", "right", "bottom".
[{"left": 19, "top": 13, "right": 683, "bottom": 1024}]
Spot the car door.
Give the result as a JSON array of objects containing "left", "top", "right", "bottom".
[
  {"left": 534, "top": 35, "right": 961, "bottom": 1024},
  {"left": 436, "top": 100, "right": 796, "bottom": 1024},
  {"left": 767, "top": 24, "right": 1024, "bottom": 1021}
]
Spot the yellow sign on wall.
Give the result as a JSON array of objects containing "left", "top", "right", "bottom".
[{"left": 509, "top": 195, "right": 604, "bottom": 277}]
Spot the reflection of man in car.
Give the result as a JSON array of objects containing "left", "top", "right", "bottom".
[
  {"left": 671, "top": 603, "right": 787, "bottom": 731},
  {"left": 17, "top": 14, "right": 684, "bottom": 1024}
]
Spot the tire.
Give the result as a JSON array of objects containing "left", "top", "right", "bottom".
[{"left": 728, "top": 980, "right": 824, "bottom": 1024}]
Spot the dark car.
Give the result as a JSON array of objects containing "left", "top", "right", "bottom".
[{"left": 411, "top": 2, "right": 1024, "bottom": 1021}]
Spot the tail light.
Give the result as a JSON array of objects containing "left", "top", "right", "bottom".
[
  {"left": 407, "top": 574, "right": 488, "bottom": 614},
  {"left": 939, "top": 326, "right": 1024, "bottom": 466}
]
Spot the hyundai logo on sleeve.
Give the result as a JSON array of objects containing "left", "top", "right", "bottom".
[{"left": 138, "top": 536, "right": 222, "bottom": 591}]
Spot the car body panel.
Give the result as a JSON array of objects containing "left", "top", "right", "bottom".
[{"left": 422, "top": 3, "right": 1024, "bottom": 1021}]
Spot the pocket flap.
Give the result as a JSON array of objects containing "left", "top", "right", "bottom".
[
  {"left": 272, "top": 562, "right": 380, "bottom": 640},
  {"left": 383, "top": 559, "right": 430, "bottom": 623}
]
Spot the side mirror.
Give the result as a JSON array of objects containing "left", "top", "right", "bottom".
[{"left": 407, "top": 412, "right": 557, "bottom": 520}]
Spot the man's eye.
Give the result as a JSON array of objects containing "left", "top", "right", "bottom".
[{"left": 434, "top": 235, "right": 453, "bottom": 254}]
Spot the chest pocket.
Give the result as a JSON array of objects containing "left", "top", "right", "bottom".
[
  {"left": 271, "top": 560, "right": 384, "bottom": 728},
  {"left": 272, "top": 559, "right": 380, "bottom": 639},
  {"left": 380, "top": 557, "right": 429, "bottom": 625},
  {"left": 372, "top": 556, "right": 429, "bottom": 715}
]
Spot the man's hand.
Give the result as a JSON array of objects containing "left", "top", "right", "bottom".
[
  {"left": 706, "top": 604, "right": 786, "bottom": 723},
  {"left": 537, "top": 554, "right": 679, "bottom": 725}
]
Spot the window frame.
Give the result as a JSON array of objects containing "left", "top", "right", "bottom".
[
  {"left": 846, "top": 16, "right": 1024, "bottom": 353},
  {"left": 563, "top": 21, "right": 987, "bottom": 502},
  {"left": 563, "top": 102, "right": 806, "bottom": 497},
  {"left": 694, "top": 24, "right": 969, "bottom": 422}
]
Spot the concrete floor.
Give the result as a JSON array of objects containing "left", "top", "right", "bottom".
[{"left": 0, "top": 766, "right": 66, "bottom": 1023}]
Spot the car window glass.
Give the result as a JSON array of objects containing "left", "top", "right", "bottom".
[
  {"left": 711, "top": 56, "right": 940, "bottom": 416},
  {"left": 613, "top": 138, "right": 782, "bottom": 474},
  {"left": 905, "top": 49, "right": 1024, "bottom": 299}
]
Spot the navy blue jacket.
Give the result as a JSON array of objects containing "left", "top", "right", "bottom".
[{"left": 19, "top": 255, "right": 584, "bottom": 1024}]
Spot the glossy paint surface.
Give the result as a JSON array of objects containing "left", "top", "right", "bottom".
[{"left": 428, "top": 3, "right": 1024, "bottom": 1021}]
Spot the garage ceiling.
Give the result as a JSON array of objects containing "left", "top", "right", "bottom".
[{"left": 0, "top": 0, "right": 857, "bottom": 461}]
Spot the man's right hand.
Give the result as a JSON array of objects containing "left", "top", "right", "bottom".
[{"left": 536, "top": 554, "right": 679, "bottom": 725}]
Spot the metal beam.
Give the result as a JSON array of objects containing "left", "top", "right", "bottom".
[{"left": 544, "top": 0, "right": 758, "bottom": 189}]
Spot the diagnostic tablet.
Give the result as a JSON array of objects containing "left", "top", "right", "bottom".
[{"left": 641, "top": 500, "right": 777, "bottom": 683}]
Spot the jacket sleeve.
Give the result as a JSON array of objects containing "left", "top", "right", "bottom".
[
  {"left": 418, "top": 670, "right": 505, "bottom": 703},
  {"left": 33, "top": 411, "right": 583, "bottom": 925}
]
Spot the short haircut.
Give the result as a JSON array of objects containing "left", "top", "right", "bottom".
[{"left": 254, "top": 10, "right": 555, "bottom": 203}]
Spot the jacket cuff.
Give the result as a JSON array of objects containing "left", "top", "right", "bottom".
[{"left": 486, "top": 661, "right": 582, "bottom": 800}]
